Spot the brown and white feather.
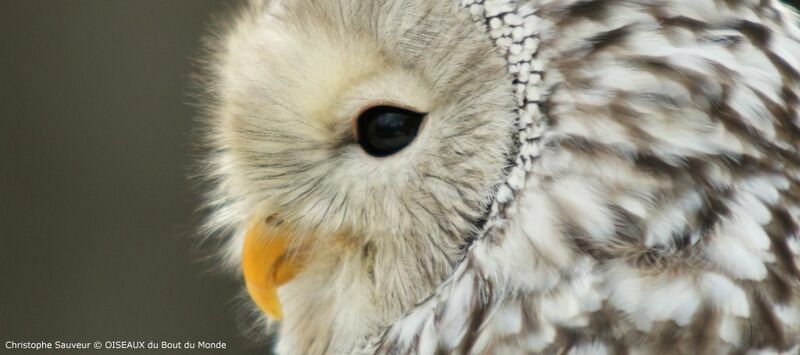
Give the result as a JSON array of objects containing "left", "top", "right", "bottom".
[{"left": 200, "top": 0, "right": 800, "bottom": 354}]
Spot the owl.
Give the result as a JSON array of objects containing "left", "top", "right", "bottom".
[{"left": 199, "top": 0, "right": 800, "bottom": 353}]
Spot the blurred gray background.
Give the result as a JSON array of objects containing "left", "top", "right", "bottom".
[{"left": 0, "top": 1, "right": 270, "bottom": 354}]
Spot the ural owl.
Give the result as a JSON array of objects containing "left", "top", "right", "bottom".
[{"left": 199, "top": 0, "right": 800, "bottom": 353}]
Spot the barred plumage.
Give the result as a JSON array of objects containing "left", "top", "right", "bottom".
[{"left": 201, "top": 0, "right": 800, "bottom": 353}]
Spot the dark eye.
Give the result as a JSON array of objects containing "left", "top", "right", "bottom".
[{"left": 356, "top": 106, "right": 426, "bottom": 157}]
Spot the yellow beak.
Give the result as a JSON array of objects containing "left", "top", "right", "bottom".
[{"left": 241, "top": 220, "right": 303, "bottom": 320}]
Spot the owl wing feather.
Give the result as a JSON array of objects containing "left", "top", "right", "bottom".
[{"left": 369, "top": 0, "right": 800, "bottom": 353}]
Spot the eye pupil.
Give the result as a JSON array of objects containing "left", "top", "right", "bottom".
[{"left": 357, "top": 106, "right": 425, "bottom": 157}]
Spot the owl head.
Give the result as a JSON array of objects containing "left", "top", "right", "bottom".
[{"left": 200, "top": 0, "right": 515, "bottom": 352}]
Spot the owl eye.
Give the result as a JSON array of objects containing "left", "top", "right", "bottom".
[{"left": 356, "top": 106, "right": 425, "bottom": 157}]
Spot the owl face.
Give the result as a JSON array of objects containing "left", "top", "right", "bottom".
[
  {"left": 204, "top": 0, "right": 514, "bottom": 349},
  {"left": 209, "top": 0, "right": 514, "bottom": 250}
]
